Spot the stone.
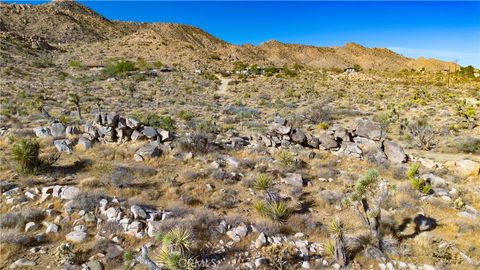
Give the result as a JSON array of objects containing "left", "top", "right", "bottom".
[
  {"left": 46, "top": 223, "right": 59, "bottom": 233},
  {"left": 157, "top": 128, "right": 172, "bottom": 142},
  {"left": 455, "top": 159, "right": 480, "bottom": 177},
  {"left": 65, "top": 126, "right": 80, "bottom": 136},
  {"left": 33, "top": 127, "right": 50, "bottom": 137},
  {"left": 354, "top": 118, "right": 385, "bottom": 141},
  {"left": 85, "top": 261, "right": 104, "bottom": 270},
  {"left": 50, "top": 122, "right": 66, "bottom": 137},
  {"left": 421, "top": 173, "right": 446, "bottom": 188},
  {"left": 318, "top": 132, "right": 338, "bottom": 149},
  {"left": 105, "top": 207, "right": 120, "bottom": 220},
  {"left": 305, "top": 134, "right": 319, "bottom": 148},
  {"left": 384, "top": 140, "right": 407, "bottom": 163},
  {"left": 235, "top": 223, "right": 248, "bottom": 237},
  {"left": 274, "top": 115, "right": 286, "bottom": 125},
  {"left": 291, "top": 128, "right": 306, "bottom": 143},
  {"left": 125, "top": 117, "right": 141, "bottom": 129},
  {"left": 255, "top": 232, "right": 267, "bottom": 248},
  {"left": 131, "top": 205, "right": 147, "bottom": 219},
  {"left": 134, "top": 143, "right": 161, "bottom": 162},
  {"left": 66, "top": 231, "right": 87, "bottom": 243},
  {"left": 301, "top": 261, "right": 311, "bottom": 269},
  {"left": 9, "top": 258, "right": 35, "bottom": 268},
  {"left": 131, "top": 130, "right": 146, "bottom": 141},
  {"left": 141, "top": 126, "right": 158, "bottom": 139},
  {"left": 76, "top": 136, "right": 93, "bottom": 151},
  {"left": 105, "top": 112, "right": 119, "bottom": 127},
  {"left": 73, "top": 225, "right": 86, "bottom": 232},
  {"left": 354, "top": 137, "right": 387, "bottom": 164},
  {"left": 255, "top": 257, "right": 267, "bottom": 267},
  {"left": 334, "top": 142, "right": 362, "bottom": 159},
  {"left": 60, "top": 186, "right": 80, "bottom": 200},
  {"left": 283, "top": 173, "right": 304, "bottom": 187},
  {"left": 271, "top": 123, "right": 291, "bottom": 135},
  {"left": 331, "top": 124, "right": 351, "bottom": 142},
  {"left": 54, "top": 139, "right": 73, "bottom": 153},
  {"left": 25, "top": 222, "right": 37, "bottom": 232}
]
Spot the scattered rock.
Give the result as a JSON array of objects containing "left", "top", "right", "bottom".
[
  {"left": 283, "top": 173, "right": 304, "bottom": 187},
  {"left": 66, "top": 231, "right": 87, "bottom": 243}
]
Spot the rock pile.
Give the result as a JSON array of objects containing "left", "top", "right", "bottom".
[{"left": 252, "top": 117, "right": 408, "bottom": 165}]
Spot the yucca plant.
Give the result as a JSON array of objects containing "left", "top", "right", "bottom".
[
  {"left": 67, "top": 92, "right": 82, "bottom": 121},
  {"left": 12, "top": 139, "right": 41, "bottom": 174},
  {"left": 254, "top": 200, "right": 292, "bottom": 222},
  {"left": 253, "top": 174, "right": 273, "bottom": 190},
  {"left": 153, "top": 228, "right": 193, "bottom": 270},
  {"left": 406, "top": 163, "right": 432, "bottom": 195},
  {"left": 327, "top": 218, "right": 348, "bottom": 267}
]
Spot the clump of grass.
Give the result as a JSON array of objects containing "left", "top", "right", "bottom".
[
  {"left": 254, "top": 200, "right": 292, "bottom": 222},
  {"left": 0, "top": 208, "right": 45, "bottom": 230},
  {"left": 11, "top": 139, "right": 59, "bottom": 174},
  {"left": 253, "top": 174, "right": 273, "bottom": 190},
  {"left": 406, "top": 163, "right": 431, "bottom": 195},
  {"left": 102, "top": 59, "right": 135, "bottom": 77},
  {"left": 275, "top": 150, "right": 296, "bottom": 169}
]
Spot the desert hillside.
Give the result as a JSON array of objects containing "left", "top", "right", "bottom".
[{"left": 0, "top": 1, "right": 457, "bottom": 71}]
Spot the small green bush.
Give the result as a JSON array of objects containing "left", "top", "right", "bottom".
[
  {"left": 12, "top": 139, "right": 59, "bottom": 174},
  {"left": 406, "top": 163, "right": 431, "bottom": 195},
  {"left": 68, "top": 59, "right": 82, "bottom": 69},
  {"left": 102, "top": 60, "right": 135, "bottom": 77},
  {"left": 254, "top": 200, "right": 292, "bottom": 222}
]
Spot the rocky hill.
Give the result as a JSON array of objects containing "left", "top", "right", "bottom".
[{"left": 0, "top": 0, "right": 457, "bottom": 71}]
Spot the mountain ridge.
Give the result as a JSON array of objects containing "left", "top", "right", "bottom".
[{"left": 0, "top": 1, "right": 457, "bottom": 71}]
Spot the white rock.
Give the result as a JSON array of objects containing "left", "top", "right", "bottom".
[
  {"left": 60, "top": 186, "right": 80, "bottom": 200},
  {"left": 10, "top": 258, "right": 36, "bottom": 268},
  {"left": 66, "top": 231, "right": 86, "bottom": 243},
  {"left": 73, "top": 225, "right": 86, "bottom": 232},
  {"left": 131, "top": 205, "right": 147, "bottom": 219},
  {"left": 255, "top": 232, "right": 267, "bottom": 249},
  {"left": 301, "top": 261, "right": 311, "bottom": 269},
  {"left": 46, "top": 223, "right": 59, "bottom": 233},
  {"left": 24, "top": 222, "right": 37, "bottom": 232}
]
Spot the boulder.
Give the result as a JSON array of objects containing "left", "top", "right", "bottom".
[
  {"left": 383, "top": 140, "right": 407, "bottom": 163},
  {"left": 283, "top": 173, "right": 304, "bottom": 187},
  {"left": 318, "top": 132, "right": 338, "bottom": 149},
  {"left": 354, "top": 137, "right": 387, "bottom": 164},
  {"left": 305, "top": 134, "right": 319, "bottom": 148},
  {"left": 54, "top": 139, "right": 73, "bottom": 153},
  {"left": 85, "top": 261, "right": 104, "bottom": 270},
  {"left": 131, "top": 205, "right": 147, "bottom": 219},
  {"left": 60, "top": 186, "right": 80, "bottom": 200},
  {"left": 33, "top": 127, "right": 50, "bottom": 138},
  {"left": 50, "top": 122, "right": 66, "bottom": 137},
  {"left": 422, "top": 173, "right": 446, "bottom": 188},
  {"left": 66, "top": 231, "right": 86, "bottom": 243},
  {"left": 131, "top": 130, "right": 146, "bottom": 141},
  {"left": 76, "top": 136, "right": 93, "bottom": 151},
  {"left": 354, "top": 118, "right": 385, "bottom": 141},
  {"left": 105, "top": 112, "right": 119, "bottom": 127},
  {"left": 255, "top": 232, "right": 267, "bottom": 248},
  {"left": 330, "top": 124, "right": 351, "bottom": 142},
  {"left": 46, "top": 223, "right": 59, "bottom": 233},
  {"left": 455, "top": 159, "right": 480, "bottom": 177},
  {"left": 134, "top": 143, "right": 161, "bottom": 162},
  {"left": 125, "top": 117, "right": 141, "bottom": 129},
  {"left": 141, "top": 126, "right": 158, "bottom": 139},
  {"left": 291, "top": 128, "right": 306, "bottom": 144},
  {"left": 157, "top": 128, "right": 172, "bottom": 142},
  {"left": 334, "top": 142, "right": 362, "bottom": 159},
  {"left": 9, "top": 258, "right": 35, "bottom": 269},
  {"left": 271, "top": 123, "right": 291, "bottom": 135},
  {"left": 66, "top": 126, "right": 80, "bottom": 136}
]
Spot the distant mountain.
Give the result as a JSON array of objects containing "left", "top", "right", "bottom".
[{"left": 0, "top": 0, "right": 457, "bottom": 71}]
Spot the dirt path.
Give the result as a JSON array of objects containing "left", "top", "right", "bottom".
[
  {"left": 407, "top": 149, "right": 480, "bottom": 162},
  {"left": 217, "top": 76, "right": 233, "bottom": 96}
]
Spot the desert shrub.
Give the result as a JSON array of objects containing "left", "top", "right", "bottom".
[
  {"left": 197, "top": 119, "right": 218, "bottom": 133},
  {"left": 406, "top": 163, "right": 432, "bottom": 194},
  {"left": 254, "top": 200, "right": 293, "bottom": 222},
  {"left": 68, "top": 59, "right": 82, "bottom": 69},
  {"left": 456, "top": 136, "right": 480, "bottom": 154},
  {"left": 0, "top": 208, "right": 45, "bottom": 230},
  {"left": 12, "top": 139, "right": 59, "bottom": 174},
  {"left": 180, "top": 133, "right": 218, "bottom": 154},
  {"left": 259, "top": 243, "right": 296, "bottom": 269},
  {"left": 406, "top": 117, "right": 436, "bottom": 150},
  {"left": 177, "top": 110, "right": 195, "bottom": 122},
  {"left": 131, "top": 113, "right": 176, "bottom": 131},
  {"left": 275, "top": 150, "right": 302, "bottom": 171},
  {"left": 253, "top": 174, "right": 273, "bottom": 190},
  {"left": 102, "top": 60, "right": 135, "bottom": 77},
  {"left": 0, "top": 231, "right": 41, "bottom": 246},
  {"left": 68, "top": 192, "right": 107, "bottom": 211},
  {"left": 109, "top": 166, "right": 134, "bottom": 188},
  {"left": 409, "top": 89, "right": 431, "bottom": 105},
  {"left": 305, "top": 103, "right": 333, "bottom": 125}
]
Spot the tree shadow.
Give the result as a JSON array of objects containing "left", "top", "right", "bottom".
[
  {"left": 51, "top": 158, "right": 92, "bottom": 175},
  {"left": 398, "top": 214, "right": 437, "bottom": 240}
]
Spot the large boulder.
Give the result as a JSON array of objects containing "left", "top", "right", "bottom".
[
  {"left": 282, "top": 173, "right": 304, "bottom": 187},
  {"left": 125, "top": 117, "right": 141, "bottom": 129},
  {"left": 76, "top": 136, "right": 93, "bottom": 151},
  {"left": 140, "top": 126, "right": 158, "bottom": 140},
  {"left": 318, "top": 132, "right": 338, "bottom": 149},
  {"left": 50, "top": 122, "right": 66, "bottom": 137},
  {"left": 383, "top": 140, "right": 407, "bottom": 163},
  {"left": 60, "top": 186, "right": 81, "bottom": 200},
  {"left": 270, "top": 123, "right": 291, "bottom": 135},
  {"left": 66, "top": 231, "right": 86, "bottom": 243},
  {"left": 33, "top": 127, "right": 50, "bottom": 138},
  {"left": 330, "top": 124, "right": 351, "bottom": 142},
  {"left": 334, "top": 142, "right": 363, "bottom": 159},
  {"left": 354, "top": 137, "right": 387, "bottom": 164},
  {"left": 354, "top": 119, "right": 385, "bottom": 141},
  {"left": 455, "top": 159, "right": 480, "bottom": 177},
  {"left": 134, "top": 143, "right": 161, "bottom": 162}
]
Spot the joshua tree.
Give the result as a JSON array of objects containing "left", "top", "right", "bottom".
[
  {"left": 343, "top": 169, "right": 389, "bottom": 255},
  {"left": 67, "top": 92, "right": 82, "bottom": 121}
]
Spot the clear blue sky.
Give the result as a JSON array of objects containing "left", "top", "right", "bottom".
[{"left": 6, "top": 1, "right": 480, "bottom": 67}]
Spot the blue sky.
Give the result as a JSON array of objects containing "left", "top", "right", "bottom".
[{"left": 6, "top": 1, "right": 480, "bottom": 67}]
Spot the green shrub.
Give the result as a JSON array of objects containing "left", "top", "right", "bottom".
[
  {"left": 102, "top": 60, "right": 135, "bottom": 77},
  {"left": 68, "top": 59, "right": 82, "bottom": 69},
  {"left": 275, "top": 150, "right": 296, "bottom": 170},
  {"left": 153, "top": 228, "right": 193, "bottom": 270},
  {"left": 177, "top": 110, "right": 195, "bottom": 122},
  {"left": 406, "top": 163, "right": 431, "bottom": 194}
]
